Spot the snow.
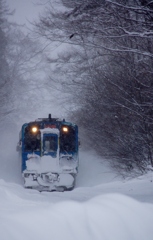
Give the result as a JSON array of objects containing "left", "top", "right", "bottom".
[
  {"left": 1, "top": 193, "right": 153, "bottom": 240},
  {"left": 1, "top": 131, "right": 153, "bottom": 239},
  {"left": 40, "top": 127, "right": 60, "bottom": 135},
  {"left": 1, "top": 181, "right": 153, "bottom": 240},
  {"left": 26, "top": 155, "right": 60, "bottom": 173}
]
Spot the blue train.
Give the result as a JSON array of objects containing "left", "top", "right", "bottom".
[{"left": 17, "top": 114, "right": 79, "bottom": 191}]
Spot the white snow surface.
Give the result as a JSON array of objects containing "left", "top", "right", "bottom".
[
  {"left": 1, "top": 133, "right": 153, "bottom": 240},
  {"left": 26, "top": 154, "right": 60, "bottom": 173},
  {"left": 40, "top": 127, "right": 60, "bottom": 135}
]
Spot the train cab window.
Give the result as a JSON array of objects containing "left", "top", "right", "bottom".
[
  {"left": 24, "top": 126, "right": 41, "bottom": 151},
  {"left": 60, "top": 126, "right": 76, "bottom": 152},
  {"left": 44, "top": 136, "right": 57, "bottom": 152},
  {"left": 24, "top": 136, "right": 41, "bottom": 151}
]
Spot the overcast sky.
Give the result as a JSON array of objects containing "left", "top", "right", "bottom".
[{"left": 6, "top": 0, "right": 47, "bottom": 27}]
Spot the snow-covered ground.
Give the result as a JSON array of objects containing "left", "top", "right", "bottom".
[{"left": 1, "top": 130, "right": 153, "bottom": 240}]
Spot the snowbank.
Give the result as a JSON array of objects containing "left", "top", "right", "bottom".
[{"left": 0, "top": 192, "right": 153, "bottom": 240}]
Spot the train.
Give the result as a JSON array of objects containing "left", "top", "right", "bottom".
[{"left": 17, "top": 114, "right": 79, "bottom": 191}]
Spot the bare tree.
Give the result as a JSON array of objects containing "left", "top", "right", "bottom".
[
  {"left": 34, "top": 0, "right": 153, "bottom": 174},
  {"left": 0, "top": 0, "right": 50, "bottom": 125}
]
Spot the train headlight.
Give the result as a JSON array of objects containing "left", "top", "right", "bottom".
[
  {"left": 31, "top": 126, "right": 38, "bottom": 133},
  {"left": 62, "top": 126, "right": 68, "bottom": 132}
]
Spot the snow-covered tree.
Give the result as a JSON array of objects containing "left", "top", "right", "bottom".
[
  {"left": 0, "top": 0, "right": 49, "bottom": 125},
  {"left": 35, "top": 0, "right": 153, "bottom": 173}
]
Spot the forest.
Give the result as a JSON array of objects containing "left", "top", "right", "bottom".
[{"left": 1, "top": 0, "right": 153, "bottom": 174}]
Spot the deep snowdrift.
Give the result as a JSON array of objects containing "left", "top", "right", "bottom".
[{"left": 0, "top": 184, "right": 153, "bottom": 240}]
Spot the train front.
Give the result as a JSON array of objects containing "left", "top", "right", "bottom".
[{"left": 18, "top": 117, "right": 79, "bottom": 191}]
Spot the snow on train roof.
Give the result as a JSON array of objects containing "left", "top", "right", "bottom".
[{"left": 40, "top": 128, "right": 60, "bottom": 135}]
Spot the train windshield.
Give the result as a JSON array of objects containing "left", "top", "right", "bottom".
[
  {"left": 43, "top": 135, "right": 58, "bottom": 153},
  {"left": 60, "top": 126, "right": 76, "bottom": 152},
  {"left": 24, "top": 126, "right": 41, "bottom": 151}
]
